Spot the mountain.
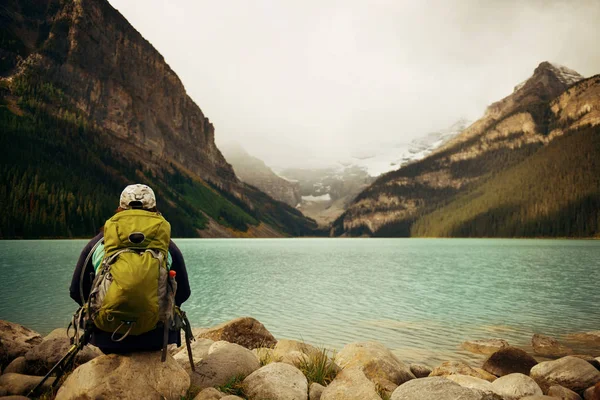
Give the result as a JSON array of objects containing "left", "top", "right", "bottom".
[
  {"left": 332, "top": 62, "right": 600, "bottom": 237},
  {"left": 278, "top": 165, "right": 374, "bottom": 227},
  {"left": 219, "top": 144, "right": 301, "bottom": 207},
  {"left": 341, "top": 119, "right": 470, "bottom": 177},
  {"left": 0, "top": 0, "right": 318, "bottom": 238}
]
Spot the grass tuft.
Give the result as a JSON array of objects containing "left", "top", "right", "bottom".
[
  {"left": 294, "top": 347, "right": 339, "bottom": 386},
  {"left": 216, "top": 374, "right": 246, "bottom": 396}
]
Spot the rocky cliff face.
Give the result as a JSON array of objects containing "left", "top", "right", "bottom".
[
  {"left": 3, "top": 0, "right": 235, "bottom": 186},
  {"left": 220, "top": 144, "right": 301, "bottom": 207},
  {"left": 332, "top": 62, "right": 598, "bottom": 237}
]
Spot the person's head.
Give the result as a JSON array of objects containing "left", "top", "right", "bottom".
[{"left": 118, "top": 184, "right": 157, "bottom": 212}]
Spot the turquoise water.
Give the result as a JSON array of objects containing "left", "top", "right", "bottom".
[{"left": 1, "top": 239, "right": 599, "bottom": 365}]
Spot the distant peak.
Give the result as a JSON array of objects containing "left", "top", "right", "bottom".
[{"left": 513, "top": 61, "right": 584, "bottom": 93}]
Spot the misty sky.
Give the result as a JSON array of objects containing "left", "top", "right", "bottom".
[{"left": 107, "top": 0, "right": 600, "bottom": 169}]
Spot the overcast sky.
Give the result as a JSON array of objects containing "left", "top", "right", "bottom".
[{"left": 107, "top": 0, "right": 600, "bottom": 169}]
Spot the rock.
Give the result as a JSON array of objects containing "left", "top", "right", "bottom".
[
  {"left": 193, "top": 387, "right": 225, "bottom": 400},
  {"left": 3, "top": 358, "right": 27, "bottom": 375},
  {"left": 189, "top": 341, "right": 261, "bottom": 389},
  {"left": 320, "top": 367, "right": 381, "bottom": 400},
  {"left": 55, "top": 352, "right": 189, "bottom": 400},
  {"left": 547, "top": 384, "right": 582, "bottom": 400},
  {"left": 409, "top": 363, "right": 431, "bottom": 378},
  {"left": 0, "top": 321, "right": 42, "bottom": 362},
  {"left": 309, "top": 382, "right": 325, "bottom": 400},
  {"left": 221, "top": 396, "right": 244, "bottom": 400},
  {"left": 0, "top": 396, "right": 32, "bottom": 400},
  {"left": 583, "top": 383, "right": 600, "bottom": 400},
  {"left": 173, "top": 338, "right": 215, "bottom": 369},
  {"left": 274, "top": 339, "right": 320, "bottom": 359},
  {"left": 446, "top": 374, "right": 495, "bottom": 394},
  {"left": 24, "top": 328, "right": 102, "bottom": 375},
  {"left": 530, "top": 356, "right": 600, "bottom": 392},
  {"left": 462, "top": 339, "right": 510, "bottom": 355},
  {"left": 390, "top": 376, "right": 496, "bottom": 400},
  {"left": 334, "top": 342, "right": 415, "bottom": 385},
  {"left": 532, "top": 334, "right": 573, "bottom": 358},
  {"left": 279, "top": 350, "right": 309, "bottom": 367},
  {"left": 196, "top": 317, "right": 277, "bottom": 350},
  {"left": 520, "top": 396, "right": 557, "bottom": 400},
  {"left": 252, "top": 347, "right": 281, "bottom": 365},
  {"left": 566, "top": 331, "right": 600, "bottom": 345},
  {"left": 474, "top": 368, "right": 497, "bottom": 382},
  {"left": 0, "top": 373, "right": 55, "bottom": 396},
  {"left": 430, "top": 361, "right": 490, "bottom": 380},
  {"left": 490, "top": 373, "right": 543, "bottom": 400},
  {"left": 482, "top": 346, "right": 538, "bottom": 376},
  {"left": 242, "top": 362, "right": 308, "bottom": 400},
  {"left": 0, "top": 388, "right": 6, "bottom": 396},
  {"left": 572, "top": 355, "right": 600, "bottom": 370}
]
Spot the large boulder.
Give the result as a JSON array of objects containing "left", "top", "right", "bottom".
[
  {"left": 430, "top": 361, "right": 490, "bottom": 380},
  {"left": 242, "top": 362, "right": 308, "bottom": 400},
  {"left": 390, "top": 376, "right": 498, "bottom": 400},
  {"left": 482, "top": 346, "right": 538, "bottom": 376},
  {"left": 532, "top": 334, "right": 573, "bottom": 358},
  {"left": 320, "top": 367, "right": 381, "bottom": 400},
  {"left": 462, "top": 339, "right": 510, "bottom": 355},
  {"left": 530, "top": 356, "right": 600, "bottom": 392},
  {"left": 24, "top": 328, "right": 102, "bottom": 375},
  {"left": 547, "top": 385, "right": 582, "bottom": 400},
  {"left": 334, "top": 342, "right": 415, "bottom": 386},
  {"left": 189, "top": 341, "right": 261, "bottom": 389},
  {"left": 0, "top": 372, "right": 55, "bottom": 396},
  {"left": 196, "top": 317, "right": 276, "bottom": 350},
  {"left": 490, "top": 373, "right": 543, "bottom": 400},
  {"left": 0, "top": 321, "right": 42, "bottom": 362},
  {"left": 173, "top": 338, "right": 215, "bottom": 369},
  {"left": 55, "top": 352, "right": 189, "bottom": 400}
]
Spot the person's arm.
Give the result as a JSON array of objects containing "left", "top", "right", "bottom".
[
  {"left": 70, "top": 232, "right": 104, "bottom": 306},
  {"left": 169, "top": 240, "right": 191, "bottom": 306}
]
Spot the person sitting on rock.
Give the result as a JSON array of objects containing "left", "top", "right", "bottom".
[{"left": 69, "top": 184, "right": 191, "bottom": 354}]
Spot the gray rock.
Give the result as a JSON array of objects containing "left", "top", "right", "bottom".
[
  {"left": 3, "top": 358, "right": 27, "bottom": 375},
  {"left": 547, "top": 384, "right": 582, "bottom": 400},
  {"left": 490, "top": 373, "right": 543, "bottom": 400},
  {"left": 242, "top": 362, "right": 308, "bottom": 400},
  {"left": 193, "top": 387, "right": 224, "bottom": 400},
  {"left": 24, "top": 328, "right": 102, "bottom": 375},
  {"left": 532, "top": 334, "right": 573, "bottom": 358},
  {"left": 430, "top": 361, "right": 490, "bottom": 380},
  {"left": 462, "top": 339, "right": 510, "bottom": 355},
  {"left": 196, "top": 317, "right": 277, "bottom": 350},
  {"left": 309, "top": 382, "right": 325, "bottom": 400},
  {"left": 390, "top": 376, "right": 496, "bottom": 400},
  {"left": 189, "top": 341, "right": 261, "bottom": 389},
  {"left": 0, "top": 321, "right": 42, "bottom": 363},
  {"left": 320, "top": 367, "right": 381, "bottom": 400},
  {"left": 409, "top": 363, "right": 432, "bottom": 378},
  {"left": 530, "top": 356, "right": 600, "bottom": 392},
  {"left": 334, "top": 342, "right": 415, "bottom": 385},
  {"left": 482, "top": 346, "right": 538, "bottom": 376},
  {"left": 0, "top": 373, "right": 55, "bottom": 396},
  {"left": 54, "top": 352, "right": 189, "bottom": 400}
]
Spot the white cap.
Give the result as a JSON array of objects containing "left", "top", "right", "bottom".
[{"left": 119, "top": 184, "right": 157, "bottom": 210}]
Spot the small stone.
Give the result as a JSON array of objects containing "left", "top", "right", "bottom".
[
  {"left": 309, "top": 382, "right": 325, "bottom": 400},
  {"left": 196, "top": 317, "right": 277, "bottom": 350},
  {"left": 532, "top": 334, "right": 573, "bottom": 358},
  {"left": 482, "top": 346, "right": 538, "bottom": 377},
  {"left": 547, "top": 384, "right": 582, "bottom": 400},
  {"left": 193, "top": 387, "right": 224, "bottom": 400},
  {"left": 430, "top": 360, "right": 489, "bottom": 380},
  {"left": 462, "top": 339, "right": 510, "bottom": 355},
  {"left": 409, "top": 363, "right": 432, "bottom": 378},
  {"left": 0, "top": 373, "right": 55, "bottom": 396}
]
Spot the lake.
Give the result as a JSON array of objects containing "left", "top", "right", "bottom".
[{"left": 1, "top": 238, "right": 598, "bottom": 365}]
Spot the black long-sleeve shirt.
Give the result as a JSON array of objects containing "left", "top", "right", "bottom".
[{"left": 70, "top": 232, "right": 191, "bottom": 352}]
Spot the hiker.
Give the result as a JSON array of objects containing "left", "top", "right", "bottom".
[{"left": 69, "top": 184, "right": 191, "bottom": 354}]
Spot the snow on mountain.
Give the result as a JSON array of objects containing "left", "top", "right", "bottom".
[
  {"left": 514, "top": 62, "right": 584, "bottom": 92},
  {"left": 342, "top": 118, "right": 471, "bottom": 177}
]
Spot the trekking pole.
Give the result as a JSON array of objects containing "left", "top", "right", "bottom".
[
  {"left": 27, "top": 326, "right": 91, "bottom": 397},
  {"left": 182, "top": 310, "right": 196, "bottom": 372}
]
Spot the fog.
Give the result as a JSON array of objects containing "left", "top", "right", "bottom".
[{"left": 107, "top": 0, "right": 600, "bottom": 169}]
